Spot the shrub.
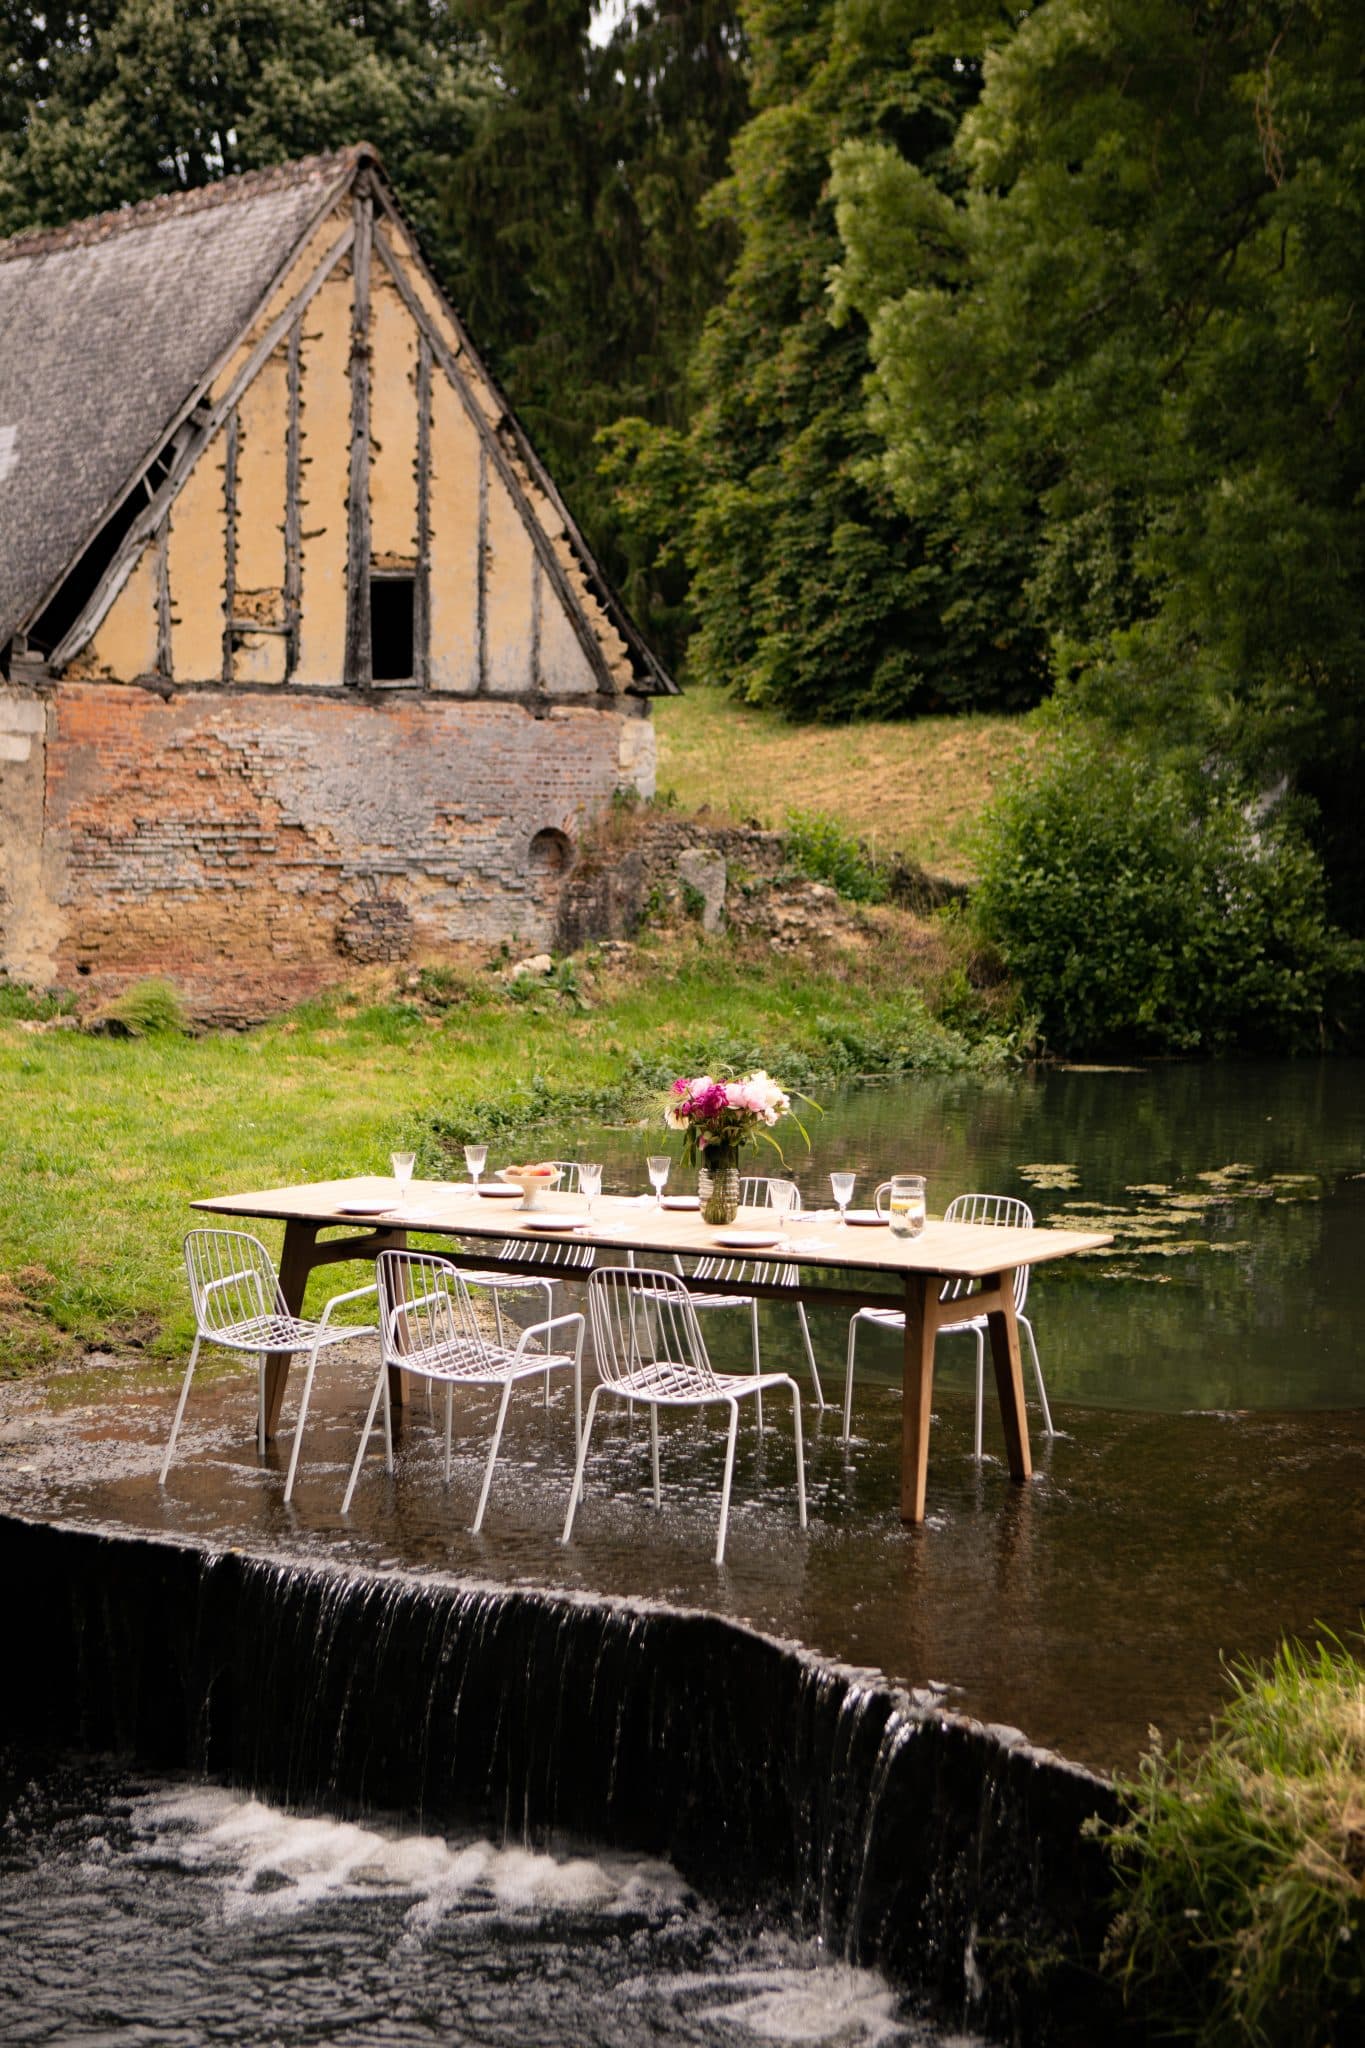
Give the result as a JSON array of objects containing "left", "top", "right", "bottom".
[
  {"left": 92, "top": 977, "right": 191, "bottom": 1038},
  {"left": 783, "top": 808, "right": 887, "bottom": 902},
  {"left": 972, "top": 734, "right": 1358, "bottom": 1054},
  {"left": 1101, "top": 1634, "right": 1365, "bottom": 2046}
]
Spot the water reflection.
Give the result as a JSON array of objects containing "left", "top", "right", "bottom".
[{"left": 560, "top": 1059, "right": 1365, "bottom": 1413}]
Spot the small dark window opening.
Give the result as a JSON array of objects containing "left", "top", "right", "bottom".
[{"left": 371, "top": 577, "right": 415, "bottom": 682}]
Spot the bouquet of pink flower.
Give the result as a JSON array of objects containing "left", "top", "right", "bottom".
[{"left": 664, "top": 1069, "right": 795, "bottom": 1169}]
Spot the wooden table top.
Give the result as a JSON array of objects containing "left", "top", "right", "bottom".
[{"left": 192, "top": 1177, "right": 1112, "bottom": 1281}]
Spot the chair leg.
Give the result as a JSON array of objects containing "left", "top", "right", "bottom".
[
  {"left": 750, "top": 1298, "right": 764, "bottom": 1432},
  {"left": 256, "top": 1352, "right": 267, "bottom": 1458},
  {"left": 342, "top": 1360, "right": 388, "bottom": 1514},
  {"left": 1020, "top": 1315, "right": 1056, "bottom": 1435},
  {"left": 789, "top": 1379, "right": 808, "bottom": 1530},
  {"left": 716, "top": 1400, "right": 740, "bottom": 1566},
  {"left": 561, "top": 1385, "right": 603, "bottom": 1544},
  {"left": 842, "top": 1316, "right": 861, "bottom": 1442},
  {"left": 649, "top": 1404, "right": 661, "bottom": 1507},
  {"left": 472, "top": 1376, "right": 515, "bottom": 1534},
  {"left": 444, "top": 1382, "right": 454, "bottom": 1483},
  {"left": 283, "top": 1340, "right": 322, "bottom": 1505},
  {"left": 796, "top": 1303, "right": 825, "bottom": 1410},
  {"left": 158, "top": 1334, "right": 202, "bottom": 1486},
  {"left": 973, "top": 1327, "right": 985, "bottom": 1462}
]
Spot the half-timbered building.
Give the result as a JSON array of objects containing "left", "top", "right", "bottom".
[{"left": 0, "top": 144, "right": 671, "bottom": 1020}]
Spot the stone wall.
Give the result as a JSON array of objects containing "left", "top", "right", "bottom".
[{"left": 2, "top": 679, "right": 654, "bottom": 1024}]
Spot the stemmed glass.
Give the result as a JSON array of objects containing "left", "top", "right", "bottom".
[
  {"left": 391, "top": 1151, "right": 416, "bottom": 1205},
  {"left": 464, "top": 1143, "right": 488, "bottom": 1192},
  {"left": 579, "top": 1161, "right": 603, "bottom": 1222},
  {"left": 830, "top": 1170, "right": 856, "bottom": 1229},
  {"left": 646, "top": 1154, "right": 671, "bottom": 1209},
  {"left": 769, "top": 1179, "right": 797, "bottom": 1236}
]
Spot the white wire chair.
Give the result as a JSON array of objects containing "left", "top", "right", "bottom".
[
  {"left": 676, "top": 1175, "right": 826, "bottom": 1418},
  {"left": 342, "top": 1247, "right": 584, "bottom": 1532},
  {"left": 563, "top": 1265, "right": 807, "bottom": 1566},
  {"left": 161, "top": 1228, "right": 377, "bottom": 1501},
  {"left": 841, "top": 1190, "right": 1055, "bottom": 1457}
]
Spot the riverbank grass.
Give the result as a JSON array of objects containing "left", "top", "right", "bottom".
[{"left": 1103, "top": 1633, "right": 1365, "bottom": 2045}]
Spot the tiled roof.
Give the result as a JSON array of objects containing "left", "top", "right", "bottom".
[{"left": 0, "top": 151, "right": 360, "bottom": 646}]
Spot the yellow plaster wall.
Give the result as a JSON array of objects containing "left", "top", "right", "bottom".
[
  {"left": 369, "top": 272, "right": 418, "bottom": 561},
  {"left": 209, "top": 202, "right": 351, "bottom": 408},
  {"left": 167, "top": 433, "right": 228, "bottom": 680},
  {"left": 82, "top": 534, "right": 160, "bottom": 680},
  {"left": 484, "top": 468, "right": 535, "bottom": 695},
  {"left": 427, "top": 373, "right": 481, "bottom": 694},
  {"left": 539, "top": 579, "right": 597, "bottom": 695},
  {"left": 294, "top": 268, "right": 352, "bottom": 685}
]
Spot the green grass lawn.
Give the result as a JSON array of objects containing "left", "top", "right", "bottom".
[
  {"left": 653, "top": 685, "right": 1039, "bottom": 880},
  {"left": 0, "top": 933, "right": 1008, "bottom": 1372}
]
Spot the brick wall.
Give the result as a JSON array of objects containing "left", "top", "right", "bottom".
[{"left": 34, "top": 682, "right": 642, "bottom": 1022}]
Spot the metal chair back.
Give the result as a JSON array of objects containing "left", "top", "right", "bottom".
[
  {"left": 376, "top": 1247, "right": 493, "bottom": 1381},
  {"left": 183, "top": 1229, "right": 283, "bottom": 1343},
  {"left": 690, "top": 1175, "right": 803, "bottom": 1287},
  {"left": 588, "top": 1266, "right": 722, "bottom": 1397}
]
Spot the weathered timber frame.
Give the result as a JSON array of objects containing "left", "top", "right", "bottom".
[{"left": 344, "top": 182, "right": 374, "bottom": 688}]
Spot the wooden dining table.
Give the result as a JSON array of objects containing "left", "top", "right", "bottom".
[{"left": 190, "top": 1177, "right": 1111, "bottom": 1524}]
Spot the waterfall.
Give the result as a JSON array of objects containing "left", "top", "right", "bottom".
[{"left": 0, "top": 1511, "right": 1122, "bottom": 2045}]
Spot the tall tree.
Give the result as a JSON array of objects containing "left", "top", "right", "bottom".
[
  {"left": 0, "top": 0, "right": 492, "bottom": 251},
  {"left": 601, "top": 0, "right": 1048, "bottom": 716},
  {"left": 436, "top": 1, "right": 750, "bottom": 659},
  {"left": 833, "top": 0, "right": 1365, "bottom": 919}
]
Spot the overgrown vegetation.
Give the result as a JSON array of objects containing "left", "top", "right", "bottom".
[
  {"left": 783, "top": 809, "right": 886, "bottom": 903},
  {"left": 972, "top": 732, "right": 1360, "bottom": 1056},
  {"left": 1102, "top": 1633, "right": 1365, "bottom": 2047},
  {"left": 92, "top": 977, "right": 192, "bottom": 1039}
]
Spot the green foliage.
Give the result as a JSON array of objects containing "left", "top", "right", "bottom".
[
  {"left": 1101, "top": 1633, "right": 1365, "bottom": 2047},
  {"left": 833, "top": 0, "right": 1365, "bottom": 924},
  {"left": 783, "top": 807, "right": 885, "bottom": 901},
  {"left": 93, "top": 977, "right": 191, "bottom": 1038},
  {"left": 437, "top": 0, "right": 751, "bottom": 666},
  {"left": 0, "top": 0, "right": 492, "bottom": 247},
  {"left": 0, "top": 982, "right": 75, "bottom": 1022},
  {"left": 972, "top": 732, "right": 1358, "bottom": 1056},
  {"left": 601, "top": 0, "right": 1049, "bottom": 719}
]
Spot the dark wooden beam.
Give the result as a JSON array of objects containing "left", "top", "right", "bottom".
[
  {"left": 222, "top": 409, "right": 238, "bottom": 685},
  {"left": 415, "top": 333, "right": 431, "bottom": 690},
  {"left": 477, "top": 442, "right": 488, "bottom": 692},
  {"left": 344, "top": 191, "right": 373, "bottom": 687},
  {"left": 156, "top": 518, "right": 172, "bottom": 679},
  {"left": 284, "top": 318, "right": 302, "bottom": 679}
]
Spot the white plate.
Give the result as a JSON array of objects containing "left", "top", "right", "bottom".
[
  {"left": 518, "top": 1213, "right": 587, "bottom": 1233},
  {"left": 337, "top": 1201, "right": 397, "bottom": 1217},
  {"left": 844, "top": 1209, "right": 887, "bottom": 1227},
  {"left": 711, "top": 1230, "right": 782, "bottom": 1251},
  {"left": 661, "top": 1193, "right": 701, "bottom": 1211},
  {"left": 477, "top": 1183, "right": 524, "bottom": 1199}
]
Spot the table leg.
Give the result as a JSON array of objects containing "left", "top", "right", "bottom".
[
  {"left": 263, "top": 1218, "right": 407, "bottom": 1440},
  {"left": 984, "top": 1268, "right": 1032, "bottom": 1483},
  {"left": 900, "top": 1274, "right": 937, "bottom": 1524}
]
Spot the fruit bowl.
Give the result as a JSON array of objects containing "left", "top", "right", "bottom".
[{"left": 496, "top": 1162, "right": 562, "bottom": 1211}]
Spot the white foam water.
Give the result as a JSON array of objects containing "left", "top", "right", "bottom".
[{"left": 132, "top": 1783, "right": 694, "bottom": 1927}]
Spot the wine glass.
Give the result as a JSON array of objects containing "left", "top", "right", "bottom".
[
  {"left": 830, "top": 1170, "right": 856, "bottom": 1229},
  {"left": 579, "top": 1161, "right": 603, "bottom": 1221},
  {"left": 646, "top": 1154, "right": 671, "bottom": 1208},
  {"left": 391, "top": 1151, "right": 416, "bottom": 1204},
  {"left": 464, "top": 1143, "right": 488, "bottom": 1192},
  {"left": 769, "top": 1178, "right": 797, "bottom": 1235}
]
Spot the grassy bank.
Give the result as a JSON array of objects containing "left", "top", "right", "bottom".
[
  {"left": 0, "top": 927, "right": 1014, "bottom": 1374},
  {"left": 653, "top": 685, "right": 1038, "bottom": 880},
  {"left": 1103, "top": 1633, "right": 1365, "bottom": 2045}
]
